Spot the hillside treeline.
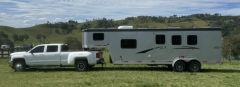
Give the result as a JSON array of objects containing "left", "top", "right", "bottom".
[{"left": 0, "top": 13, "right": 240, "bottom": 59}]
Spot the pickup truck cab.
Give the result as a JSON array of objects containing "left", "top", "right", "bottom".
[{"left": 9, "top": 44, "right": 104, "bottom": 72}]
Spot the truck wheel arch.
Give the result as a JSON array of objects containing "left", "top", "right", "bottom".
[
  {"left": 13, "top": 58, "right": 26, "bottom": 64},
  {"left": 12, "top": 58, "right": 27, "bottom": 72},
  {"left": 74, "top": 57, "right": 89, "bottom": 65}
]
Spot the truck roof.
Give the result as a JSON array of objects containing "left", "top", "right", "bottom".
[{"left": 37, "top": 43, "right": 65, "bottom": 46}]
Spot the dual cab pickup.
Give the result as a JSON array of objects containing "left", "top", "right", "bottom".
[{"left": 9, "top": 44, "right": 104, "bottom": 72}]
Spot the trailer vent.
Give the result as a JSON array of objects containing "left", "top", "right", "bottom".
[{"left": 118, "top": 26, "right": 133, "bottom": 29}]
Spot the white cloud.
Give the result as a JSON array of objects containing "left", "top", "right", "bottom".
[{"left": 0, "top": 0, "right": 240, "bottom": 28}]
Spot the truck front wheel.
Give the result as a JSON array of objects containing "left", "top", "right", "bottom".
[
  {"left": 13, "top": 61, "right": 26, "bottom": 72},
  {"left": 75, "top": 61, "right": 89, "bottom": 72}
]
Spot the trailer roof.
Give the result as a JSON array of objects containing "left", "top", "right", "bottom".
[{"left": 82, "top": 28, "right": 221, "bottom": 32}]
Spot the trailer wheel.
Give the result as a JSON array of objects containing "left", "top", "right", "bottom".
[
  {"left": 13, "top": 61, "right": 26, "bottom": 72},
  {"left": 188, "top": 60, "right": 201, "bottom": 72},
  {"left": 75, "top": 61, "right": 89, "bottom": 72},
  {"left": 173, "top": 60, "right": 186, "bottom": 72}
]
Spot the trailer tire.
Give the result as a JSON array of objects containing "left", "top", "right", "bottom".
[
  {"left": 13, "top": 60, "right": 26, "bottom": 72},
  {"left": 173, "top": 60, "right": 186, "bottom": 72},
  {"left": 75, "top": 60, "right": 89, "bottom": 72},
  {"left": 188, "top": 60, "right": 201, "bottom": 72}
]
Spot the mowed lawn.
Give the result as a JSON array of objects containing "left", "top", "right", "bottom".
[{"left": 1, "top": 58, "right": 240, "bottom": 87}]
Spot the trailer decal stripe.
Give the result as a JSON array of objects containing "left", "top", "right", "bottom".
[{"left": 137, "top": 47, "right": 160, "bottom": 53}]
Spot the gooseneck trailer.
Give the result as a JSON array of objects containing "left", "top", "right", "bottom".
[{"left": 82, "top": 27, "right": 222, "bottom": 72}]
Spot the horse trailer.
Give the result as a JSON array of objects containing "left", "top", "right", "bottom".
[{"left": 82, "top": 27, "right": 222, "bottom": 72}]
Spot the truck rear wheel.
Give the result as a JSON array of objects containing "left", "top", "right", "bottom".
[
  {"left": 173, "top": 60, "right": 186, "bottom": 72},
  {"left": 188, "top": 60, "right": 201, "bottom": 72},
  {"left": 13, "top": 61, "right": 26, "bottom": 72},
  {"left": 75, "top": 61, "right": 89, "bottom": 72}
]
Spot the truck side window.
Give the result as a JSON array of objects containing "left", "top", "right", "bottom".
[
  {"left": 172, "top": 35, "right": 181, "bottom": 45},
  {"left": 187, "top": 35, "right": 197, "bottom": 45},
  {"left": 30, "top": 46, "right": 44, "bottom": 53},
  {"left": 61, "top": 45, "right": 69, "bottom": 52},
  {"left": 47, "top": 45, "right": 58, "bottom": 52},
  {"left": 93, "top": 33, "right": 104, "bottom": 41},
  {"left": 156, "top": 35, "right": 165, "bottom": 44},
  {"left": 121, "top": 39, "right": 137, "bottom": 49}
]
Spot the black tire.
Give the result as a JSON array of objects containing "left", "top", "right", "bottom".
[
  {"left": 173, "top": 60, "right": 186, "bottom": 72},
  {"left": 13, "top": 61, "right": 26, "bottom": 72},
  {"left": 188, "top": 60, "right": 201, "bottom": 72},
  {"left": 75, "top": 61, "right": 89, "bottom": 72},
  {"left": 167, "top": 65, "right": 173, "bottom": 70}
]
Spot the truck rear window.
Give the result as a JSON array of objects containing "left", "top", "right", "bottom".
[{"left": 47, "top": 46, "right": 58, "bottom": 52}]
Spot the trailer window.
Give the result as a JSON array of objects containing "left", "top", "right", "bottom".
[
  {"left": 156, "top": 35, "right": 165, "bottom": 44},
  {"left": 172, "top": 35, "right": 181, "bottom": 45},
  {"left": 47, "top": 45, "right": 58, "bottom": 52},
  {"left": 187, "top": 35, "right": 197, "bottom": 45},
  {"left": 93, "top": 33, "right": 104, "bottom": 41},
  {"left": 121, "top": 39, "right": 137, "bottom": 48}
]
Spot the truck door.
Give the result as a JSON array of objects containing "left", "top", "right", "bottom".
[
  {"left": 43, "top": 45, "right": 61, "bottom": 65},
  {"left": 25, "top": 45, "right": 45, "bottom": 65}
]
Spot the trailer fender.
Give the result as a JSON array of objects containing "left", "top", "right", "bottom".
[{"left": 172, "top": 57, "right": 200, "bottom": 67}]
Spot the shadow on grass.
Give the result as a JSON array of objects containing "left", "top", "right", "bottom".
[
  {"left": 20, "top": 66, "right": 240, "bottom": 73},
  {"left": 22, "top": 66, "right": 172, "bottom": 72},
  {"left": 201, "top": 68, "right": 240, "bottom": 73},
  {"left": 92, "top": 66, "right": 172, "bottom": 72}
]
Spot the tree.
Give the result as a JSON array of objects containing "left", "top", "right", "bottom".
[
  {"left": 12, "top": 34, "right": 18, "bottom": 42},
  {"left": 36, "top": 34, "right": 47, "bottom": 43},
  {"left": 64, "top": 37, "right": 82, "bottom": 51}
]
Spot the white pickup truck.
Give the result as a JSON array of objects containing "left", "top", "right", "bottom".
[{"left": 9, "top": 44, "right": 104, "bottom": 72}]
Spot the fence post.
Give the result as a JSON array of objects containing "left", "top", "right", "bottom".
[{"left": 1, "top": 49, "right": 3, "bottom": 58}]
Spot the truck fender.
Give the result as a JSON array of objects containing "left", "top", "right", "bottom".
[
  {"left": 67, "top": 52, "right": 92, "bottom": 65},
  {"left": 74, "top": 57, "right": 88, "bottom": 65},
  {"left": 11, "top": 55, "right": 25, "bottom": 61}
]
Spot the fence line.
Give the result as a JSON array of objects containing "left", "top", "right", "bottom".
[{"left": 0, "top": 49, "right": 10, "bottom": 58}]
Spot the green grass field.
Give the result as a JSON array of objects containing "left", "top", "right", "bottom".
[{"left": 1, "top": 58, "right": 240, "bottom": 87}]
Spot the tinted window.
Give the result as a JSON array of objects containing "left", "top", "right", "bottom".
[
  {"left": 93, "top": 33, "right": 104, "bottom": 41},
  {"left": 187, "top": 35, "right": 197, "bottom": 45},
  {"left": 156, "top": 35, "right": 165, "bottom": 44},
  {"left": 121, "top": 39, "right": 137, "bottom": 48},
  {"left": 172, "top": 35, "right": 182, "bottom": 45},
  {"left": 47, "top": 45, "right": 58, "bottom": 52},
  {"left": 61, "top": 45, "right": 69, "bottom": 52},
  {"left": 31, "top": 46, "right": 44, "bottom": 53}
]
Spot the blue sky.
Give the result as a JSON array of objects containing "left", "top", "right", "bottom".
[{"left": 0, "top": 0, "right": 240, "bottom": 28}]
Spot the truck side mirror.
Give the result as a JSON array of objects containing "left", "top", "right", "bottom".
[{"left": 30, "top": 51, "right": 34, "bottom": 55}]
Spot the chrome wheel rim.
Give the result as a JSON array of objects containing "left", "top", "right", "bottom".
[
  {"left": 77, "top": 63, "right": 85, "bottom": 70},
  {"left": 15, "top": 63, "right": 23, "bottom": 71}
]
